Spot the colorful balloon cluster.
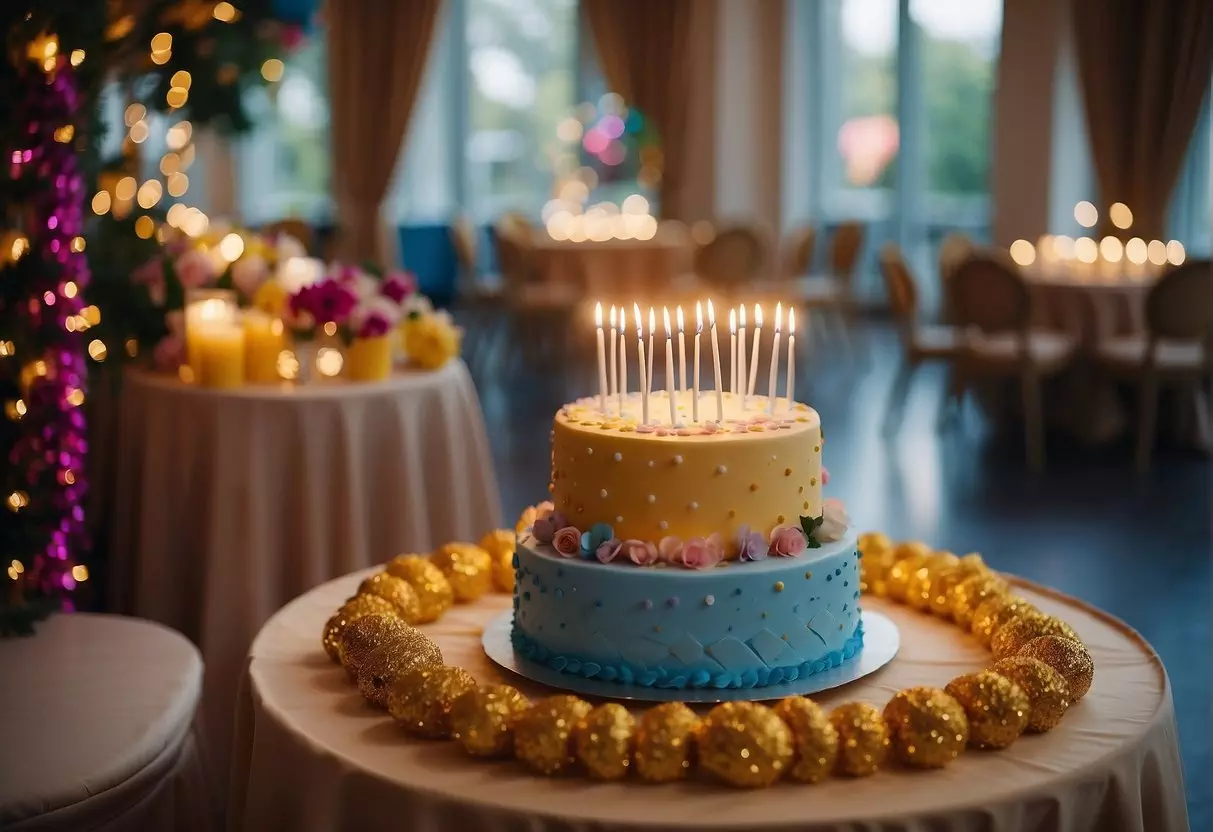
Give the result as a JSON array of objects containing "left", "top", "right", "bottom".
[{"left": 321, "top": 524, "right": 1094, "bottom": 788}]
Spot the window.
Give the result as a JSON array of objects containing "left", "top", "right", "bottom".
[{"left": 1168, "top": 84, "right": 1212, "bottom": 257}]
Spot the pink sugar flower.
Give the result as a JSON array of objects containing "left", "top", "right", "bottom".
[
  {"left": 595, "top": 539, "right": 622, "bottom": 563},
  {"left": 821, "top": 466, "right": 830, "bottom": 485},
  {"left": 552, "top": 526, "right": 582, "bottom": 557},
  {"left": 657, "top": 536, "right": 683, "bottom": 564},
  {"left": 736, "top": 525, "right": 768, "bottom": 561},
  {"left": 623, "top": 539, "right": 659, "bottom": 566},
  {"left": 532, "top": 509, "right": 567, "bottom": 545},
  {"left": 769, "top": 525, "right": 808, "bottom": 557},
  {"left": 681, "top": 534, "right": 724, "bottom": 569}
]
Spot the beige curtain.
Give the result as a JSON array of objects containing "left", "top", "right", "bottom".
[
  {"left": 1072, "top": 0, "right": 1213, "bottom": 240},
  {"left": 327, "top": 0, "right": 442, "bottom": 265},
  {"left": 583, "top": 0, "right": 695, "bottom": 220}
]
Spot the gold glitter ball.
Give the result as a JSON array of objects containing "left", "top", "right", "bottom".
[
  {"left": 950, "top": 573, "right": 1010, "bottom": 630},
  {"left": 634, "top": 701, "right": 700, "bottom": 783},
  {"left": 883, "top": 686, "right": 969, "bottom": 769},
  {"left": 513, "top": 695, "right": 593, "bottom": 776},
  {"left": 857, "top": 531, "right": 893, "bottom": 556},
  {"left": 829, "top": 701, "right": 888, "bottom": 777},
  {"left": 860, "top": 546, "right": 898, "bottom": 597},
  {"left": 992, "top": 613, "right": 1081, "bottom": 661},
  {"left": 574, "top": 703, "right": 635, "bottom": 780},
  {"left": 944, "top": 670, "right": 1030, "bottom": 749},
  {"left": 387, "top": 665, "right": 477, "bottom": 738},
  {"left": 903, "top": 552, "right": 953, "bottom": 612},
  {"left": 885, "top": 550, "right": 929, "bottom": 603},
  {"left": 970, "top": 594, "right": 1037, "bottom": 648},
  {"left": 698, "top": 701, "right": 794, "bottom": 788},
  {"left": 991, "top": 656, "right": 1071, "bottom": 732},
  {"left": 385, "top": 555, "right": 454, "bottom": 623},
  {"left": 321, "top": 594, "right": 397, "bottom": 663},
  {"left": 929, "top": 561, "right": 987, "bottom": 618},
  {"left": 357, "top": 573, "right": 422, "bottom": 624},
  {"left": 430, "top": 542, "right": 493, "bottom": 603},
  {"left": 772, "top": 697, "right": 838, "bottom": 783},
  {"left": 1017, "top": 636, "right": 1094, "bottom": 701},
  {"left": 337, "top": 614, "right": 412, "bottom": 680},
  {"left": 356, "top": 629, "right": 444, "bottom": 708},
  {"left": 449, "top": 683, "right": 530, "bottom": 757},
  {"left": 479, "top": 529, "right": 518, "bottom": 593}
]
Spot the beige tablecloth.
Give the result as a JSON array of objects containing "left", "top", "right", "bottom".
[
  {"left": 531, "top": 227, "right": 691, "bottom": 298},
  {"left": 1024, "top": 268, "right": 1155, "bottom": 350},
  {"left": 229, "top": 569, "right": 1187, "bottom": 832},
  {"left": 111, "top": 360, "right": 501, "bottom": 778},
  {"left": 0, "top": 614, "right": 216, "bottom": 832}
]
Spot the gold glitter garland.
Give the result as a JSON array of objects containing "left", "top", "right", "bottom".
[{"left": 320, "top": 525, "right": 1095, "bottom": 789}]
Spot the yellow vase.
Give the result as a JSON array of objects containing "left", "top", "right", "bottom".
[{"left": 346, "top": 336, "right": 393, "bottom": 381}]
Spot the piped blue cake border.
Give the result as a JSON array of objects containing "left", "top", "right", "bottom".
[{"left": 510, "top": 619, "right": 865, "bottom": 691}]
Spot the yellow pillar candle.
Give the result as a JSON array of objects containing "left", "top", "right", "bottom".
[
  {"left": 244, "top": 311, "right": 286, "bottom": 384},
  {"left": 346, "top": 336, "right": 393, "bottom": 381},
  {"left": 194, "top": 322, "right": 245, "bottom": 388}
]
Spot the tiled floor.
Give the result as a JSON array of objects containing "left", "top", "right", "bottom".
[{"left": 468, "top": 319, "right": 1211, "bottom": 828}]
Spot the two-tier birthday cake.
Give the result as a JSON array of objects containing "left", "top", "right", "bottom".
[{"left": 512, "top": 387, "right": 860, "bottom": 692}]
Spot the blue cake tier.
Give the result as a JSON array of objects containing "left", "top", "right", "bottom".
[{"left": 511, "top": 531, "right": 863, "bottom": 690}]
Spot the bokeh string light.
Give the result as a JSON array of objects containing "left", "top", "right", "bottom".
[{"left": 3, "top": 50, "right": 90, "bottom": 623}]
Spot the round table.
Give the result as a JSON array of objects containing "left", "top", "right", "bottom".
[
  {"left": 0, "top": 614, "right": 215, "bottom": 832},
  {"left": 229, "top": 569, "right": 1187, "bottom": 832},
  {"left": 1023, "top": 266, "right": 1155, "bottom": 349},
  {"left": 530, "top": 226, "right": 692, "bottom": 297},
  {"left": 110, "top": 360, "right": 501, "bottom": 777}
]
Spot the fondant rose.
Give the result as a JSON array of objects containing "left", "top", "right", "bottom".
[
  {"left": 595, "top": 538, "right": 622, "bottom": 563},
  {"left": 821, "top": 466, "right": 830, "bottom": 485},
  {"left": 657, "top": 536, "right": 683, "bottom": 564},
  {"left": 769, "top": 525, "right": 808, "bottom": 557},
  {"left": 623, "top": 539, "right": 659, "bottom": 566},
  {"left": 531, "top": 509, "right": 568, "bottom": 545},
  {"left": 580, "top": 523, "right": 614, "bottom": 558},
  {"left": 736, "top": 525, "right": 768, "bottom": 562},
  {"left": 552, "top": 526, "right": 582, "bottom": 558},
  {"left": 814, "top": 498, "right": 849, "bottom": 543},
  {"left": 681, "top": 534, "right": 724, "bottom": 569}
]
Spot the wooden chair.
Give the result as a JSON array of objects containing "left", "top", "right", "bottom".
[
  {"left": 1094, "top": 260, "right": 1213, "bottom": 471},
  {"left": 790, "top": 221, "right": 865, "bottom": 356},
  {"left": 877, "top": 242, "right": 963, "bottom": 433},
  {"left": 949, "top": 251, "right": 1078, "bottom": 471},
  {"left": 692, "top": 223, "right": 768, "bottom": 292},
  {"left": 494, "top": 219, "right": 582, "bottom": 369},
  {"left": 261, "top": 218, "right": 315, "bottom": 255},
  {"left": 937, "top": 232, "right": 974, "bottom": 323},
  {"left": 781, "top": 225, "right": 816, "bottom": 279}
]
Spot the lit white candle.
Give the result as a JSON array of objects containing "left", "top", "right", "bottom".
[
  {"left": 634, "top": 303, "right": 648, "bottom": 425},
  {"left": 595, "top": 302, "right": 608, "bottom": 415},
  {"left": 738, "top": 304, "right": 748, "bottom": 404},
  {"left": 647, "top": 306, "right": 655, "bottom": 398},
  {"left": 767, "top": 303, "right": 782, "bottom": 414},
  {"left": 729, "top": 308, "right": 737, "bottom": 396},
  {"left": 707, "top": 299, "right": 724, "bottom": 421},
  {"left": 608, "top": 305, "right": 617, "bottom": 399},
  {"left": 618, "top": 312, "right": 628, "bottom": 412},
  {"left": 664, "top": 307, "right": 677, "bottom": 425},
  {"left": 786, "top": 308, "right": 795, "bottom": 411},
  {"left": 676, "top": 306, "right": 686, "bottom": 393},
  {"left": 747, "top": 304, "right": 762, "bottom": 398},
  {"left": 693, "top": 301, "right": 702, "bottom": 423}
]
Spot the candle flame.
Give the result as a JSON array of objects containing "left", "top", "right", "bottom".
[
  {"left": 609, "top": 304, "right": 616, "bottom": 327},
  {"left": 633, "top": 302, "right": 643, "bottom": 335},
  {"left": 788, "top": 307, "right": 795, "bottom": 335},
  {"left": 696, "top": 301, "right": 703, "bottom": 333},
  {"left": 739, "top": 304, "right": 746, "bottom": 327},
  {"left": 707, "top": 298, "right": 716, "bottom": 327},
  {"left": 676, "top": 305, "right": 684, "bottom": 333},
  {"left": 663, "top": 306, "right": 672, "bottom": 336},
  {"left": 755, "top": 303, "right": 763, "bottom": 327},
  {"left": 648, "top": 306, "right": 655, "bottom": 333},
  {"left": 595, "top": 301, "right": 602, "bottom": 327},
  {"left": 774, "top": 302, "right": 782, "bottom": 333},
  {"left": 729, "top": 307, "right": 736, "bottom": 334}
]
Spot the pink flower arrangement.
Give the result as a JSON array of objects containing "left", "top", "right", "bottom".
[
  {"left": 552, "top": 526, "right": 582, "bottom": 557},
  {"left": 680, "top": 534, "right": 724, "bottom": 569},
  {"left": 174, "top": 249, "right": 216, "bottom": 289},
  {"left": 288, "top": 278, "right": 358, "bottom": 328},
  {"left": 769, "top": 525, "right": 808, "bottom": 557},
  {"left": 349, "top": 296, "right": 401, "bottom": 339},
  {"left": 623, "top": 539, "right": 659, "bottom": 566},
  {"left": 231, "top": 253, "right": 270, "bottom": 297},
  {"left": 381, "top": 270, "right": 416, "bottom": 304},
  {"left": 532, "top": 509, "right": 568, "bottom": 545}
]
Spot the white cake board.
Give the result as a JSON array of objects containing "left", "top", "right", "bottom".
[{"left": 481, "top": 610, "right": 899, "bottom": 703}]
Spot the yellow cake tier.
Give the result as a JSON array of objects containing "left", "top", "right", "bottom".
[{"left": 550, "top": 391, "right": 822, "bottom": 551}]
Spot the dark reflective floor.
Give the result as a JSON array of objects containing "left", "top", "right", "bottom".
[{"left": 468, "top": 319, "right": 1211, "bottom": 827}]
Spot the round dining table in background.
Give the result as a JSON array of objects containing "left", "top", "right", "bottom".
[
  {"left": 229, "top": 568, "right": 1187, "bottom": 832},
  {"left": 0, "top": 614, "right": 216, "bottom": 832},
  {"left": 529, "top": 223, "right": 692, "bottom": 298},
  {"left": 110, "top": 359, "right": 501, "bottom": 781},
  {"left": 1022, "top": 265, "right": 1156, "bottom": 348}
]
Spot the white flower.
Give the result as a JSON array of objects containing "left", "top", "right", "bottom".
[
  {"left": 231, "top": 253, "right": 270, "bottom": 298},
  {"left": 276, "top": 257, "right": 325, "bottom": 293},
  {"left": 348, "top": 273, "right": 381, "bottom": 302},
  {"left": 403, "top": 294, "right": 433, "bottom": 317},
  {"left": 275, "top": 233, "right": 307, "bottom": 262},
  {"left": 813, "top": 498, "right": 850, "bottom": 543},
  {"left": 349, "top": 295, "right": 402, "bottom": 336}
]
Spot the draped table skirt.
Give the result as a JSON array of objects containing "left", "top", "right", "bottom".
[
  {"left": 229, "top": 569, "right": 1187, "bottom": 832},
  {"left": 110, "top": 360, "right": 501, "bottom": 778},
  {"left": 530, "top": 229, "right": 692, "bottom": 298}
]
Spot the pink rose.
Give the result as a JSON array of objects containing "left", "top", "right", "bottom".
[
  {"left": 532, "top": 509, "right": 567, "bottom": 545},
  {"left": 821, "top": 466, "right": 830, "bottom": 485},
  {"left": 816, "top": 498, "right": 849, "bottom": 543},
  {"left": 657, "top": 536, "right": 683, "bottom": 564},
  {"left": 623, "top": 539, "right": 659, "bottom": 566},
  {"left": 769, "top": 526, "right": 808, "bottom": 557},
  {"left": 596, "top": 539, "right": 622, "bottom": 563},
  {"left": 552, "top": 526, "right": 582, "bottom": 557},
  {"left": 681, "top": 534, "right": 724, "bottom": 569},
  {"left": 174, "top": 249, "right": 215, "bottom": 289}
]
